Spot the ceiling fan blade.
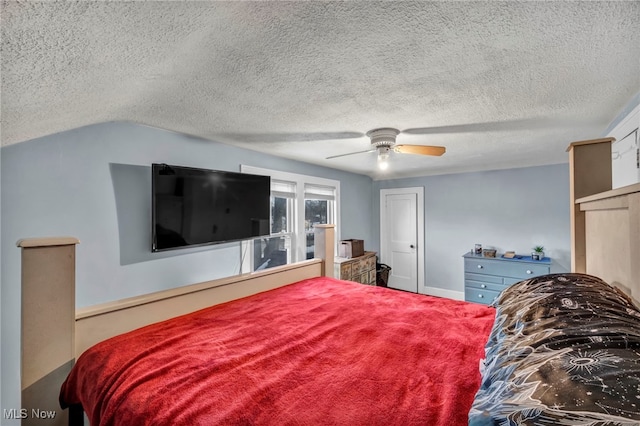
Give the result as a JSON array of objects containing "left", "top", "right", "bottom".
[
  {"left": 217, "top": 131, "right": 364, "bottom": 143},
  {"left": 326, "top": 148, "right": 375, "bottom": 160},
  {"left": 402, "top": 118, "right": 581, "bottom": 135},
  {"left": 395, "top": 145, "right": 446, "bottom": 156}
]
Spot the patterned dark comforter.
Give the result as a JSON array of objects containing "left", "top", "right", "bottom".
[{"left": 469, "top": 273, "right": 640, "bottom": 425}]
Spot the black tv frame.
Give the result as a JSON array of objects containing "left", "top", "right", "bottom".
[{"left": 151, "top": 163, "right": 271, "bottom": 252}]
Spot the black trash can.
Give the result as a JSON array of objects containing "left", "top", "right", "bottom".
[{"left": 376, "top": 262, "right": 391, "bottom": 287}]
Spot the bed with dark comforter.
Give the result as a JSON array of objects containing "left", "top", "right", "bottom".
[
  {"left": 470, "top": 273, "right": 640, "bottom": 425},
  {"left": 60, "top": 276, "right": 495, "bottom": 426}
]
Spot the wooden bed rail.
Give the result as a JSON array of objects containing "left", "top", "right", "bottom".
[{"left": 75, "top": 258, "right": 325, "bottom": 356}]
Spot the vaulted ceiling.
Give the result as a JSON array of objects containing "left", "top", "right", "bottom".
[{"left": 2, "top": 1, "right": 639, "bottom": 179}]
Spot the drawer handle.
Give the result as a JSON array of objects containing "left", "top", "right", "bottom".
[
  {"left": 478, "top": 294, "right": 484, "bottom": 298},
  {"left": 481, "top": 284, "right": 486, "bottom": 288},
  {"left": 477, "top": 265, "right": 483, "bottom": 269},
  {"left": 526, "top": 270, "right": 533, "bottom": 274}
]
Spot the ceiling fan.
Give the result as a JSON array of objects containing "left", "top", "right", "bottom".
[{"left": 326, "top": 128, "right": 446, "bottom": 170}]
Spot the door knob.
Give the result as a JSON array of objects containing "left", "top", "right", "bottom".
[{"left": 410, "top": 244, "right": 415, "bottom": 249}]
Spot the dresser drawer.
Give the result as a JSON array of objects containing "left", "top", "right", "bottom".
[
  {"left": 500, "top": 262, "right": 550, "bottom": 279},
  {"left": 340, "top": 262, "right": 352, "bottom": 279},
  {"left": 352, "top": 256, "right": 375, "bottom": 276},
  {"left": 465, "top": 258, "right": 502, "bottom": 275},
  {"left": 465, "top": 279, "right": 506, "bottom": 293},
  {"left": 464, "top": 258, "right": 549, "bottom": 279},
  {"left": 464, "top": 272, "right": 503, "bottom": 285},
  {"left": 465, "top": 287, "right": 501, "bottom": 305},
  {"left": 365, "top": 255, "right": 376, "bottom": 271},
  {"left": 357, "top": 272, "right": 374, "bottom": 285}
]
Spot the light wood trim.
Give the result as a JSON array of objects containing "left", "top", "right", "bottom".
[
  {"left": 17, "top": 237, "right": 80, "bottom": 248},
  {"left": 577, "top": 182, "right": 640, "bottom": 204},
  {"left": 565, "top": 137, "right": 615, "bottom": 151},
  {"left": 580, "top": 195, "right": 629, "bottom": 212}
]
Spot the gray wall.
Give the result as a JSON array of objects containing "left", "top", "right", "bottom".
[
  {"left": 0, "top": 121, "right": 374, "bottom": 418},
  {"left": 374, "top": 164, "right": 571, "bottom": 296},
  {"left": 0, "top": 136, "right": 2, "bottom": 412}
]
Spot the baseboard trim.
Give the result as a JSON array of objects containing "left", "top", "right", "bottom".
[{"left": 421, "top": 286, "right": 464, "bottom": 301}]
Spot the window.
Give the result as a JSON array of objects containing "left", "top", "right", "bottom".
[
  {"left": 241, "top": 166, "right": 340, "bottom": 272},
  {"left": 252, "top": 180, "right": 295, "bottom": 270},
  {"left": 304, "top": 184, "right": 336, "bottom": 259}
]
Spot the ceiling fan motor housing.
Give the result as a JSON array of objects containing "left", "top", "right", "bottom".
[{"left": 366, "top": 128, "right": 400, "bottom": 148}]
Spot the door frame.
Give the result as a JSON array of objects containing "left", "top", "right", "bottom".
[{"left": 379, "top": 187, "right": 425, "bottom": 293}]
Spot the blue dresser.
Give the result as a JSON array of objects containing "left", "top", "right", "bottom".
[{"left": 463, "top": 253, "right": 551, "bottom": 305}]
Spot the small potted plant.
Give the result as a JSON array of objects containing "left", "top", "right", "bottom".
[{"left": 531, "top": 245, "right": 545, "bottom": 260}]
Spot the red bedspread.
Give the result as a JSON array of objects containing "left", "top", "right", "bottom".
[{"left": 60, "top": 277, "right": 495, "bottom": 426}]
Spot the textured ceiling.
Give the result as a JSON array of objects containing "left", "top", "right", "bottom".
[{"left": 2, "top": 1, "right": 639, "bottom": 179}]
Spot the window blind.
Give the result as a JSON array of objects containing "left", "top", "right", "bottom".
[
  {"left": 304, "top": 184, "right": 335, "bottom": 201},
  {"left": 271, "top": 180, "right": 296, "bottom": 198}
]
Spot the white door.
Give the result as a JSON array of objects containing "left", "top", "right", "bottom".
[{"left": 380, "top": 188, "right": 424, "bottom": 293}]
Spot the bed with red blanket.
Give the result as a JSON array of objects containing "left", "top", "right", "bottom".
[{"left": 60, "top": 276, "right": 495, "bottom": 426}]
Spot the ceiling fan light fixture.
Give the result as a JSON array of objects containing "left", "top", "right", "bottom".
[
  {"left": 377, "top": 146, "right": 391, "bottom": 170},
  {"left": 378, "top": 158, "right": 389, "bottom": 170}
]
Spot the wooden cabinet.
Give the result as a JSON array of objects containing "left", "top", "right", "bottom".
[
  {"left": 566, "top": 138, "right": 614, "bottom": 272},
  {"left": 463, "top": 253, "right": 551, "bottom": 305},
  {"left": 335, "top": 251, "right": 377, "bottom": 285}
]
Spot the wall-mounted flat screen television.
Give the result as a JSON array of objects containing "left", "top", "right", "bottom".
[{"left": 152, "top": 163, "right": 271, "bottom": 252}]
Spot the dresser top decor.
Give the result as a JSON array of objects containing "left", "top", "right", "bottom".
[{"left": 463, "top": 252, "right": 551, "bottom": 264}]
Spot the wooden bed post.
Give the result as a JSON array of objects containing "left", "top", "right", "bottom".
[
  {"left": 566, "top": 138, "right": 614, "bottom": 272},
  {"left": 314, "top": 224, "right": 335, "bottom": 278},
  {"left": 17, "top": 237, "right": 79, "bottom": 426}
]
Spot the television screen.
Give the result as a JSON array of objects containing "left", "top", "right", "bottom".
[{"left": 152, "top": 164, "right": 271, "bottom": 252}]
